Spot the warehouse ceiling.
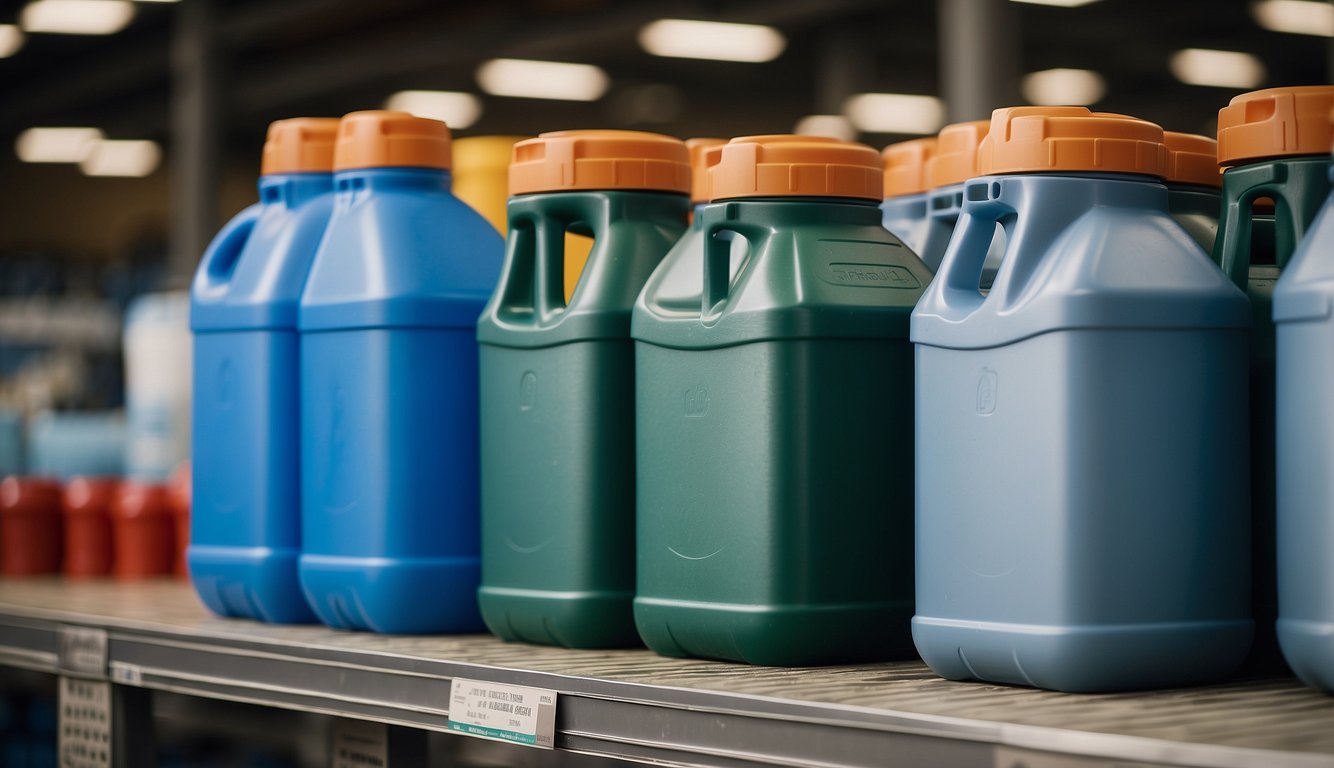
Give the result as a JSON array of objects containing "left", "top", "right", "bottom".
[{"left": 0, "top": 0, "right": 1328, "bottom": 161}]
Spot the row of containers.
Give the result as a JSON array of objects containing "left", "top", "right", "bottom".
[{"left": 6, "top": 85, "right": 1331, "bottom": 697}]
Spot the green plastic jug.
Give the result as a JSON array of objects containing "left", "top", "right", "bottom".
[
  {"left": 477, "top": 130, "right": 690, "bottom": 648},
  {"left": 631, "top": 135, "right": 930, "bottom": 666},
  {"left": 1213, "top": 85, "right": 1334, "bottom": 672}
]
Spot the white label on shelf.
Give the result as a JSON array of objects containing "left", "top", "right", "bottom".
[
  {"left": 332, "top": 719, "right": 388, "bottom": 768},
  {"left": 109, "top": 663, "right": 142, "bottom": 686},
  {"left": 59, "top": 626, "right": 108, "bottom": 677},
  {"left": 446, "top": 678, "right": 556, "bottom": 749},
  {"left": 59, "top": 676, "right": 111, "bottom": 768}
]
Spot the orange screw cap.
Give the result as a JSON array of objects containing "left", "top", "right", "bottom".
[
  {"left": 1216, "top": 86, "right": 1334, "bottom": 165},
  {"left": 261, "top": 118, "right": 340, "bottom": 176},
  {"left": 508, "top": 130, "right": 690, "bottom": 196},
  {"left": 333, "top": 110, "right": 452, "bottom": 172},
  {"left": 1163, "top": 132, "right": 1222, "bottom": 188},
  {"left": 977, "top": 106, "right": 1166, "bottom": 178},
  {"left": 687, "top": 138, "right": 727, "bottom": 203},
  {"left": 882, "top": 137, "right": 937, "bottom": 198},
  {"left": 706, "top": 134, "right": 883, "bottom": 202},
  {"left": 927, "top": 121, "right": 990, "bottom": 189}
]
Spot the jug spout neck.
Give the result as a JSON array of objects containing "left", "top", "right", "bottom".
[
  {"left": 257, "top": 172, "right": 334, "bottom": 206},
  {"left": 333, "top": 166, "right": 452, "bottom": 193}
]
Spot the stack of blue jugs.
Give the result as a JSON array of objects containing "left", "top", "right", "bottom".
[{"left": 190, "top": 111, "right": 504, "bottom": 632}]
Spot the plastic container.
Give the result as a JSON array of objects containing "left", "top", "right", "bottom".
[
  {"left": 0, "top": 477, "right": 62, "bottom": 575},
  {"left": 111, "top": 482, "right": 175, "bottom": 579},
  {"left": 478, "top": 130, "right": 690, "bottom": 648},
  {"left": 632, "top": 135, "right": 929, "bottom": 666},
  {"left": 190, "top": 117, "right": 339, "bottom": 623},
  {"left": 880, "top": 137, "right": 935, "bottom": 255},
  {"left": 27, "top": 411, "right": 125, "bottom": 480},
  {"left": 1164, "top": 131, "right": 1223, "bottom": 253},
  {"left": 124, "top": 292, "right": 192, "bottom": 482},
  {"left": 912, "top": 107, "right": 1252, "bottom": 693},
  {"left": 1214, "top": 86, "right": 1334, "bottom": 673},
  {"left": 62, "top": 477, "right": 116, "bottom": 578},
  {"left": 298, "top": 111, "right": 504, "bottom": 634}
]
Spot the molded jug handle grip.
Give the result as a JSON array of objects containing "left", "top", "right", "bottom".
[
  {"left": 198, "top": 204, "right": 260, "bottom": 286},
  {"left": 496, "top": 198, "right": 607, "bottom": 325},
  {"left": 701, "top": 221, "right": 762, "bottom": 318},
  {"left": 1216, "top": 163, "right": 1327, "bottom": 285},
  {"left": 938, "top": 182, "right": 1015, "bottom": 302}
]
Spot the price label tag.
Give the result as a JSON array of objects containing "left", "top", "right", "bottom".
[
  {"left": 59, "top": 627, "right": 107, "bottom": 677},
  {"left": 59, "top": 677, "right": 111, "bottom": 768},
  {"left": 446, "top": 678, "right": 556, "bottom": 749},
  {"left": 332, "top": 719, "right": 388, "bottom": 768}
]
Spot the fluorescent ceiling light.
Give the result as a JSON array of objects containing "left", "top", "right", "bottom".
[
  {"left": 384, "top": 90, "right": 482, "bottom": 129},
  {"left": 21, "top": 0, "right": 135, "bottom": 35},
  {"left": 843, "top": 93, "right": 945, "bottom": 135},
  {"left": 1022, "top": 68, "right": 1106, "bottom": 106},
  {"left": 15, "top": 127, "right": 104, "bottom": 163},
  {"left": 1252, "top": 0, "right": 1334, "bottom": 36},
  {"left": 133, "top": 0, "right": 179, "bottom": 3},
  {"left": 1010, "top": 0, "right": 1102, "bottom": 6},
  {"left": 794, "top": 115, "right": 857, "bottom": 141},
  {"left": 1170, "top": 48, "right": 1266, "bottom": 89},
  {"left": 638, "top": 19, "right": 786, "bottom": 63},
  {"left": 80, "top": 139, "right": 160, "bottom": 177},
  {"left": 0, "top": 25, "right": 25, "bottom": 57},
  {"left": 476, "top": 58, "right": 609, "bottom": 102}
]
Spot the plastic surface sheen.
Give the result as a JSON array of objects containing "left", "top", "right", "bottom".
[
  {"left": 1273, "top": 163, "right": 1334, "bottom": 693},
  {"left": 299, "top": 166, "right": 503, "bottom": 634},
  {"left": 477, "top": 189, "right": 687, "bottom": 648},
  {"left": 1168, "top": 185, "right": 1222, "bottom": 253},
  {"left": 881, "top": 192, "right": 930, "bottom": 256},
  {"left": 631, "top": 197, "right": 929, "bottom": 665},
  {"left": 190, "top": 171, "right": 334, "bottom": 623},
  {"left": 912, "top": 173, "right": 1252, "bottom": 692},
  {"left": 1214, "top": 155, "right": 1332, "bottom": 673}
]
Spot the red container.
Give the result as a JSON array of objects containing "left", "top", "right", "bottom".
[
  {"left": 62, "top": 477, "right": 117, "bottom": 577},
  {"left": 110, "top": 482, "right": 175, "bottom": 579},
  {"left": 1, "top": 477, "right": 63, "bottom": 575},
  {"left": 167, "top": 462, "right": 190, "bottom": 578}
]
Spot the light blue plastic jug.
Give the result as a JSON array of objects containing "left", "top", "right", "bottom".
[
  {"left": 27, "top": 411, "right": 125, "bottom": 480},
  {"left": 912, "top": 107, "right": 1252, "bottom": 693},
  {"left": 1274, "top": 161, "right": 1334, "bottom": 693},
  {"left": 189, "top": 118, "right": 339, "bottom": 624},
  {"left": 880, "top": 138, "right": 935, "bottom": 256},
  {"left": 298, "top": 110, "right": 503, "bottom": 634},
  {"left": 915, "top": 121, "right": 1005, "bottom": 281}
]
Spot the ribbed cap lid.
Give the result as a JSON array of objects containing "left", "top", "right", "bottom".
[
  {"left": 927, "top": 120, "right": 990, "bottom": 188},
  {"left": 333, "top": 110, "right": 452, "bottom": 172},
  {"left": 260, "top": 118, "right": 339, "bottom": 175},
  {"left": 977, "top": 106, "right": 1166, "bottom": 178},
  {"left": 1163, "top": 132, "right": 1221, "bottom": 187},
  {"left": 687, "top": 138, "right": 726, "bottom": 203},
  {"left": 706, "top": 134, "right": 883, "bottom": 202},
  {"left": 509, "top": 130, "right": 690, "bottom": 196},
  {"left": 882, "top": 137, "right": 936, "bottom": 197},
  {"left": 1216, "top": 86, "right": 1334, "bottom": 165}
]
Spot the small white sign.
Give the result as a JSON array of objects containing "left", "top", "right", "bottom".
[
  {"left": 109, "top": 663, "right": 142, "bottom": 686},
  {"left": 59, "top": 627, "right": 108, "bottom": 677},
  {"left": 446, "top": 678, "right": 557, "bottom": 749},
  {"left": 332, "top": 719, "right": 388, "bottom": 768},
  {"left": 59, "top": 677, "right": 111, "bottom": 768}
]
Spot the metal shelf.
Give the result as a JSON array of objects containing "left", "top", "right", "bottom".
[{"left": 1, "top": 579, "right": 1332, "bottom": 768}]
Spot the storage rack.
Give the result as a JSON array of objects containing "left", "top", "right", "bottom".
[{"left": 1, "top": 579, "right": 1332, "bottom": 767}]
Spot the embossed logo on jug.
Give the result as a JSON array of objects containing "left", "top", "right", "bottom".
[
  {"left": 976, "top": 368, "right": 998, "bottom": 415},
  {"left": 519, "top": 371, "right": 537, "bottom": 411},
  {"left": 823, "top": 263, "right": 921, "bottom": 289},
  {"left": 684, "top": 385, "right": 710, "bottom": 418}
]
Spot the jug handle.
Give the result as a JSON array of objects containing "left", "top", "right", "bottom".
[
  {"left": 198, "top": 204, "right": 260, "bottom": 286},
  {"left": 496, "top": 198, "right": 606, "bottom": 324},
  {"left": 937, "top": 181, "right": 1015, "bottom": 304},
  {"left": 701, "top": 221, "right": 761, "bottom": 318},
  {"left": 1214, "top": 163, "right": 1326, "bottom": 283}
]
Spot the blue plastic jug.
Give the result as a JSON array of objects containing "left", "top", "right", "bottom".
[
  {"left": 880, "top": 137, "right": 935, "bottom": 256},
  {"left": 1275, "top": 160, "right": 1334, "bottom": 693},
  {"left": 298, "top": 110, "right": 504, "bottom": 634},
  {"left": 189, "top": 118, "right": 339, "bottom": 624},
  {"left": 912, "top": 107, "right": 1252, "bottom": 693},
  {"left": 1163, "top": 132, "right": 1223, "bottom": 253}
]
